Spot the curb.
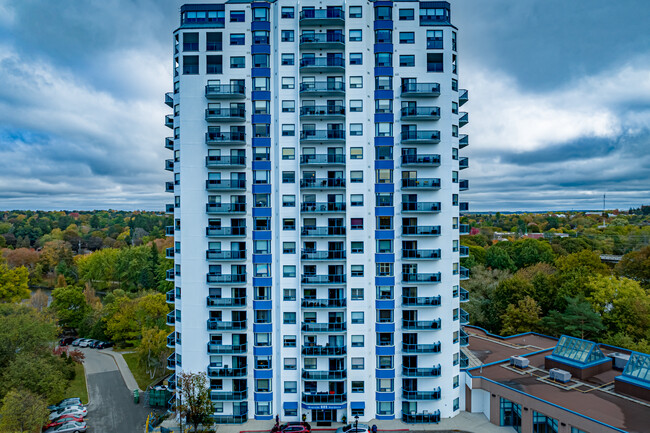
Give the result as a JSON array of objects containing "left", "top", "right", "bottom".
[{"left": 103, "top": 349, "right": 142, "bottom": 392}]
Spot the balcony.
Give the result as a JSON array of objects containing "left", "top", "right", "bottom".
[
  {"left": 165, "top": 247, "right": 174, "bottom": 259},
  {"left": 206, "top": 203, "right": 246, "bottom": 214},
  {"left": 299, "top": 8, "right": 345, "bottom": 25},
  {"left": 166, "top": 269, "right": 175, "bottom": 282},
  {"left": 300, "top": 130, "right": 345, "bottom": 143},
  {"left": 167, "top": 354, "right": 176, "bottom": 370},
  {"left": 165, "top": 114, "right": 174, "bottom": 129},
  {"left": 402, "top": 202, "right": 441, "bottom": 213},
  {"left": 460, "top": 267, "right": 470, "bottom": 282},
  {"left": 401, "top": 106, "right": 440, "bottom": 120},
  {"left": 301, "top": 274, "right": 346, "bottom": 284},
  {"left": 459, "top": 111, "right": 469, "bottom": 127},
  {"left": 210, "top": 390, "right": 248, "bottom": 402},
  {"left": 301, "top": 393, "right": 347, "bottom": 404},
  {"left": 402, "top": 249, "right": 441, "bottom": 260},
  {"left": 301, "top": 322, "right": 346, "bottom": 332},
  {"left": 401, "top": 82, "right": 440, "bottom": 97},
  {"left": 301, "top": 226, "right": 346, "bottom": 237},
  {"left": 206, "top": 296, "right": 246, "bottom": 308},
  {"left": 459, "top": 179, "right": 469, "bottom": 191},
  {"left": 459, "top": 246, "right": 469, "bottom": 258},
  {"left": 402, "top": 342, "right": 441, "bottom": 353},
  {"left": 165, "top": 137, "right": 174, "bottom": 150},
  {"left": 300, "top": 178, "right": 346, "bottom": 190},
  {"left": 206, "top": 227, "right": 246, "bottom": 237},
  {"left": 299, "top": 57, "right": 345, "bottom": 72},
  {"left": 460, "top": 329, "right": 469, "bottom": 347},
  {"left": 460, "top": 287, "right": 469, "bottom": 302},
  {"left": 459, "top": 89, "right": 469, "bottom": 106},
  {"left": 206, "top": 131, "right": 246, "bottom": 145},
  {"left": 206, "top": 155, "right": 246, "bottom": 168},
  {"left": 401, "top": 130, "right": 440, "bottom": 144},
  {"left": 460, "top": 308, "right": 469, "bottom": 325},
  {"left": 460, "top": 351, "right": 469, "bottom": 369},
  {"left": 402, "top": 273, "right": 441, "bottom": 284},
  {"left": 402, "top": 365, "right": 442, "bottom": 377},
  {"left": 205, "top": 84, "right": 245, "bottom": 99},
  {"left": 210, "top": 414, "right": 248, "bottom": 424},
  {"left": 206, "top": 250, "right": 246, "bottom": 261},
  {"left": 299, "top": 81, "right": 345, "bottom": 96},
  {"left": 207, "top": 319, "right": 246, "bottom": 331},
  {"left": 300, "top": 202, "right": 346, "bottom": 213},
  {"left": 403, "top": 319, "right": 441, "bottom": 330},
  {"left": 165, "top": 182, "right": 174, "bottom": 193},
  {"left": 206, "top": 179, "right": 246, "bottom": 191},
  {"left": 166, "top": 311, "right": 176, "bottom": 326},
  {"left": 401, "top": 178, "right": 441, "bottom": 190},
  {"left": 205, "top": 107, "right": 245, "bottom": 122},
  {"left": 302, "top": 345, "right": 346, "bottom": 356},
  {"left": 168, "top": 373, "right": 176, "bottom": 390},
  {"left": 167, "top": 332, "right": 175, "bottom": 348},
  {"left": 165, "top": 92, "right": 174, "bottom": 107},
  {"left": 459, "top": 157, "right": 469, "bottom": 170},
  {"left": 402, "top": 411, "right": 441, "bottom": 424},
  {"left": 402, "top": 295, "right": 441, "bottom": 307},
  {"left": 299, "top": 32, "right": 345, "bottom": 49},
  {"left": 301, "top": 298, "right": 346, "bottom": 308},
  {"left": 459, "top": 134, "right": 468, "bottom": 149},
  {"left": 165, "top": 203, "right": 174, "bottom": 214},
  {"left": 165, "top": 226, "right": 174, "bottom": 236},
  {"left": 300, "top": 105, "right": 345, "bottom": 119},
  {"left": 207, "top": 343, "right": 247, "bottom": 354},
  {"left": 301, "top": 370, "right": 346, "bottom": 380},
  {"left": 300, "top": 250, "right": 346, "bottom": 261},
  {"left": 166, "top": 289, "right": 175, "bottom": 304},
  {"left": 165, "top": 159, "right": 174, "bottom": 171},
  {"left": 402, "top": 225, "right": 441, "bottom": 236},
  {"left": 401, "top": 154, "right": 440, "bottom": 166},
  {"left": 300, "top": 154, "right": 345, "bottom": 166},
  {"left": 207, "top": 365, "right": 247, "bottom": 378},
  {"left": 402, "top": 388, "right": 441, "bottom": 401},
  {"left": 206, "top": 273, "right": 246, "bottom": 284}
]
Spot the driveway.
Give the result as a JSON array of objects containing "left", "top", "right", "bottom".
[{"left": 80, "top": 348, "right": 151, "bottom": 433}]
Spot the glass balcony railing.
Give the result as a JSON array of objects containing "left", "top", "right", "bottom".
[
  {"left": 301, "top": 226, "right": 346, "bottom": 237},
  {"left": 460, "top": 352, "right": 469, "bottom": 369},
  {"left": 206, "top": 179, "right": 246, "bottom": 190},
  {"left": 301, "top": 370, "right": 346, "bottom": 380},
  {"left": 459, "top": 134, "right": 469, "bottom": 148},
  {"left": 165, "top": 203, "right": 174, "bottom": 214},
  {"left": 299, "top": 81, "right": 345, "bottom": 94},
  {"left": 302, "top": 345, "right": 346, "bottom": 356},
  {"left": 402, "top": 295, "right": 441, "bottom": 307},
  {"left": 402, "top": 342, "right": 441, "bottom": 353},
  {"left": 301, "top": 298, "right": 346, "bottom": 308},
  {"left": 206, "top": 227, "right": 246, "bottom": 237},
  {"left": 207, "top": 365, "right": 247, "bottom": 377},
  {"left": 166, "top": 269, "right": 174, "bottom": 281},
  {"left": 401, "top": 178, "right": 441, "bottom": 189},
  {"left": 206, "top": 296, "right": 246, "bottom": 308},
  {"left": 459, "top": 329, "right": 469, "bottom": 347},
  {"left": 206, "top": 155, "right": 245, "bottom": 167},
  {"left": 167, "top": 332, "right": 175, "bottom": 348},
  {"left": 166, "top": 311, "right": 176, "bottom": 325},
  {"left": 460, "top": 308, "right": 469, "bottom": 324},
  {"left": 402, "top": 249, "right": 441, "bottom": 260},
  {"left": 205, "top": 107, "right": 245, "bottom": 121},
  {"left": 166, "top": 289, "right": 175, "bottom": 303},
  {"left": 206, "top": 273, "right": 246, "bottom": 283},
  {"left": 402, "top": 388, "right": 441, "bottom": 401},
  {"left": 300, "top": 178, "right": 346, "bottom": 189},
  {"left": 210, "top": 390, "right": 248, "bottom": 401},
  {"left": 402, "top": 365, "right": 442, "bottom": 377},
  {"left": 206, "top": 203, "right": 246, "bottom": 214},
  {"left": 460, "top": 266, "right": 470, "bottom": 280},
  {"left": 301, "top": 393, "right": 347, "bottom": 404},
  {"left": 205, "top": 131, "right": 246, "bottom": 145},
  {"left": 165, "top": 226, "right": 174, "bottom": 236},
  {"left": 300, "top": 105, "right": 345, "bottom": 117},
  {"left": 301, "top": 322, "right": 347, "bottom": 332},
  {"left": 300, "top": 250, "right": 346, "bottom": 260},
  {"left": 459, "top": 111, "right": 469, "bottom": 127},
  {"left": 402, "top": 225, "right": 441, "bottom": 236},
  {"left": 165, "top": 182, "right": 174, "bottom": 193},
  {"left": 165, "top": 247, "right": 174, "bottom": 259},
  {"left": 459, "top": 157, "right": 469, "bottom": 170},
  {"left": 401, "top": 82, "right": 440, "bottom": 96},
  {"left": 207, "top": 343, "right": 247, "bottom": 354},
  {"left": 401, "top": 154, "right": 440, "bottom": 166},
  {"left": 300, "top": 202, "right": 346, "bottom": 213},
  {"left": 402, "top": 273, "right": 441, "bottom": 283},
  {"left": 165, "top": 92, "right": 174, "bottom": 107},
  {"left": 402, "top": 202, "right": 441, "bottom": 213},
  {"left": 300, "top": 154, "right": 345, "bottom": 165},
  {"left": 400, "top": 106, "right": 440, "bottom": 119},
  {"left": 299, "top": 8, "right": 345, "bottom": 24},
  {"left": 206, "top": 319, "right": 246, "bottom": 331},
  {"left": 301, "top": 274, "right": 346, "bottom": 284},
  {"left": 459, "top": 179, "right": 469, "bottom": 191},
  {"left": 460, "top": 287, "right": 469, "bottom": 302},
  {"left": 299, "top": 57, "right": 345, "bottom": 70},
  {"left": 165, "top": 159, "right": 174, "bottom": 171},
  {"left": 402, "top": 411, "right": 441, "bottom": 424},
  {"left": 299, "top": 32, "right": 345, "bottom": 47},
  {"left": 459, "top": 246, "right": 469, "bottom": 258},
  {"left": 401, "top": 130, "right": 441, "bottom": 143},
  {"left": 165, "top": 114, "right": 174, "bottom": 129},
  {"left": 459, "top": 89, "right": 469, "bottom": 106},
  {"left": 167, "top": 373, "right": 176, "bottom": 390},
  {"left": 165, "top": 137, "right": 174, "bottom": 150},
  {"left": 205, "top": 84, "right": 245, "bottom": 98},
  {"left": 167, "top": 354, "right": 176, "bottom": 369},
  {"left": 402, "top": 319, "right": 441, "bottom": 330},
  {"left": 210, "top": 413, "right": 248, "bottom": 424},
  {"left": 300, "top": 130, "right": 345, "bottom": 141},
  {"left": 206, "top": 250, "right": 246, "bottom": 260}
]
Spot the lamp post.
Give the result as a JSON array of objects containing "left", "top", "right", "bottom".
[{"left": 354, "top": 415, "right": 359, "bottom": 431}]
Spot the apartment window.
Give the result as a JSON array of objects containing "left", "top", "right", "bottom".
[
  {"left": 453, "top": 147, "right": 459, "bottom": 160},
  {"left": 452, "top": 125, "right": 459, "bottom": 137},
  {"left": 426, "top": 53, "right": 443, "bottom": 72},
  {"left": 283, "top": 288, "right": 296, "bottom": 301},
  {"left": 350, "top": 194, "right": 364, "bottom": 206},
  {"left": 206, "top": 55, "right": 223, "bottom": 74},
  {"left": 349, "top": 30, "right": 362, "bottom": 41},
  {"left": 375, "top": 76, "right": 392, "bottom": 90},
  {"left": 256, "top": 401, "right": 272, "bottom": 416},
  {"left": 427, "top": 30, "right": 443, "bottom": 49},
  {"left": 281, "top": 30, "right": 294, "bottom": 42},
  {"left": 255, "top": 240, "right": 271, "bottom": 254},
  {"left": 350, "top": 53, "right": 363, "bottom": 65},
  {"left": 351, "top": 218, "right": 364, "bottom": 230},
  {"left": 400, "top": 55, "right": 415, "bottom": 67},
  {"left": 303, "top": 358, "right": 316, "bottom": 370},
  {"left": 351, "top": 312, "right": 364, "bottom": 324},
  {"left": 453, "top": 54, "right": 458, "bottom": 73},
  {"left": 283, "top": 266, "right": 296, "bottom": 278},
  {"left": 399, "top": 9, "right": 414, "bottom": 20},
  {"left": 253, "top": 77, "right": 270, "bottom": 91},
  {"left": 253, "top": 8, "right": 268, "bottom": 22},
  {"left": 282, "top": 195, "right": 296, "bottom": 208},
  {"left": 375, "top": 99, "right": 392, "bottom": 113},
  {"left": 453, "top": 374, "right": 459, "bottom": 388},
  {"left": 282, "top": 171, "right": 295, "bottom": 184},
  {"left": 282, "top": 148, "right": 295, "bottom": 160},
  {"left": 281, "top": 7, "right": 294, "bottom": 18},
  {"left": 452, "top": 31, "right": 457, "bottom": 51},
  {"left": 452, "top": 78, "right": 458, "bottom": 91},
  {"left": 183, "top": 33, "right": 198, "bottom": 51},
  {"left": 376, "top": 169, "right": 393, "bottom": 183},
  {"left": 230, "top": 34, "right": 245, "bottom": 46},
  {"left": 351, "top": 357, "right": 364, "bottom": 370},
  {"left": 377, "top": 402, "right": 394, "bottom": 415},
  {"left": 282, "top": 100, "right": 295, "bottom": 112},
  {"left": 283, "top": 312, "right": 296, "bottom": 324},
  {"left": 376, "top": 239, "right": 393, "bottom": 253},
  {"left": 377, "top": 216, "right": 392, "bottom": 229},
  {"left": 351, "top": 288, "right": 364, "bottom": 300},
  {"left": 281, "top": 53, "right": 295, "bottom": 65},
  {"left": 282, "top": 124, "right": 295, "bottom": 136},
  {"left": 350, "top": 100, "right": 363, "bottom": 112},
  {"left": 375, "top": 29, "right": 392, "bottom": 44},
  {"left": 378, "top": 355, "right": 393, "bottom": 369},
  {"left": 452, "top": 101, "right": 458, "bottom": 114},
  {"left": 351, "top": 408, "right": 364, "bottom": 417},
  {"left": 350, "top": 147, "right": 363, "bottom": 159},
  {"left": 375, "top": 53, "right": 392, "bottom": 67},
  {"left": 399, "top": 32, "right": 415, "bottom": 44},
  {"left": 282, "top": 77, "right": 295, "bottom": 89},
  {"left": 254, "top": 148, "right": 270, "bottom": 161},
  {"left": 377, "top": 263, "right": 393, "bottom": 276},
  {"left": 351, "top": 381, "right": 364, "bottom": 393},
  {"left": 377, "top": 378, "right": 394, "bottom": 392},
  {"left": 253, "top": 30, "right": 269, "bottom": 45},
  {"left": 351, "top": 335, "right": 364, "bottom": 347},
  {"left": 283, "top": 219, "right": 295, "bottom": 230},
  {"left": 350, "top": 123, "right": 363, "bottom": 136},
  {"left": 213, "top": 402, "right": 223, "bottom": 413},
  {"left": 377, "top": 285, "right": 393, "bottom": 299},
  {"left": 453, "top": 352, "right": 459, "bottom": 365},
  {"left": 349, "top": 76, "right": 363, "bottom": 88},
  {"left": 376, "top": 193, "right": 393, "bottom": 207},
  {"left": 351, "top": 265, "right": 364, "bottom": 277},
  {"left": 182, "top": 56, "right": 198, "bottom": 74},
  {"left": 230, "top": 56, "right": 245, "bottom": 69},
  {"left": 283, "top": 242, "right": 296, "bottom": 254},
  {"left": 230, "top": 10, "right": 245, "bottom": 22},
  {"left": 254, "top": 100, "right": 270, "bottom": 114},
  {"left": 351, "top": 242, "right": 364, "bottom": 254},
  {"left": 252, "top": 53, "right": 269, "bottom": 68},
  {"left": 375, "top": 6, "right": 392, "bottom": 20},
  {"left": 284, "top": 358, "right": 297, "bottom": 370},
  {"left": 255, "top": 264, "right": 271, "bottom": 277},
  {"left": 349, "top": 6, "right": 362, "bottom": 18},
  {"left": 350, "top": 171, "right": 363, "bottom": 183},
  {"left": 255, "top": 333, "right": 271, "bottom": 347}
]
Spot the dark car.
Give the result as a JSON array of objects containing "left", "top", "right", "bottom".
[
  {"left": 273, "top": 422, "right": 312, "bottom": 433},
  {"left": 47, "top": 398, "right": 82, "bottom": 412},
  {"left": 60, "top": 337, "right": 76, "bottom": 346},
  {"left": 97, "top": 341, "right": 114, "bottom": 349},
  {"left": 88, "top": 340, "right": 101, "bottom": 348}
]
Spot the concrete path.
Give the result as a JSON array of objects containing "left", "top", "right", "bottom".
[{"left": 102, "top": 349, "right": 141, "bottom": 391}]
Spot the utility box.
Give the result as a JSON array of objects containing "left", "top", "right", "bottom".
[
  {"left": 510, "top": 356, "right": 529, "bottom": 369},
  {"left": 134, "top": 389, "right": 140, "bottom": 404},
  {"left": 609, "top": 352, "right": 630, "bottom": 370},
  {"left": 549, "top": 368, "right": 571, "bottom": 383}
]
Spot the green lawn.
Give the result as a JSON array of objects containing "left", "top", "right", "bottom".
[
  {"left": 64, "top": 362, "right": 88, "bottom": 404},
  {"left": 123, "top": 352, "right": 166, "bottom": 390}
]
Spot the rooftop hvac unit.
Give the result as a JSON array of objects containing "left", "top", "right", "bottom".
[
  {"left": 609, "top": 352, "right": 630, "bottom": 370},
  {"left": 549, "top": 368, "right": 571, "bottom": 383},
  {"left": 510, "top": 356, "right": 529, "bottom": 369}
]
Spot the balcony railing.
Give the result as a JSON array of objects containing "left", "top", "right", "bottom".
[
  {"left": 167, "top": 354, "right": 176, "bottom": 369},
  {"left": 301, "top": 274, "right": 346, "bottom": 284},
  {"left": 402, "top": 319, "right": 441, "bottom": 330},
  {"left": 459, "top": 246, "right": 469, "bottom": 258},
  {"left": 301, "top": 393, "right": 347, "bottom": 404},
  {"left": 300, "top": 154, "right": 345, "bottom": 165},
  {"left": 205, "top": 107, "right": 245, "bottom": 121},
  {"left": 460, "top": 266, "right": 470, "bottom": 280},
  {"left": 206, "top": 319, "right": 247, "bottom": 331},
  {"left": 165, "top": 159, "right": 174, "bottom": 171},
  {"left": 460, "top": 351, "right": 469, "bottom": 369},
  {"left": 402, "top": 411, "right": 441, "bottom": 424},
  {"left": 299, "top": 81, "right": 346, "bottom": 94},
  {"left": 206, "top": 227, "right": 246, "bottom": 237},
  {"left": 168, "top": 373, "right": 176, "bottom": 390},
  {"left": 401, "top": 178, "right": 441, "bottom": 189},
  {"left": 165, "top": 182, "right": 174, "bottom": 193},
  {"left": 300, "top": 105, "right": 345, "bottom": 117},
  {"left": 401, "top": 82, "right": 440, "bottom": 96},
  {"left": 166, "top": 289, "right": 175, "bottom": 303},
  {"left": 459, "top": 179, "right": 469, "bottom": 191},
  {"left": 402, "top": 249, "right": 441, "bottom": 260},
  {"left": 206, "top": 179, "right": 246, "bottom": 190},
  {"left": 299, "top": 32, "right": 345, "bottom": 48},
  {"left": 401, "top": 154, "right": 440, "bottom": 166},
  {"left": 167, "top": 332, "right": 175, "bottom": 348},
  {"left": 300, "top": 178, "right": 346, "bottom": 189},
  {"left": 402, "top": 365, "right": 442, "bottom": 377},
  {"left": 166, "top": 269, "right": 175, "bottom": 281},
  {"left": 300, "top": 130, "right": 345, "bottom": 142},
  {"left": 402, "top": 296, "right": 441, "bottom": 307},
  {"left": 206, "top": 203, "right": 246, "bottom": 214},
  {"left": 206, "top": 273, "right": 246, "bottom": 283},
  {"left": 459, "top": 89, "right": 469, "bottom": 106},
  {"left": 210, "top": 414, "right": 248, "bottom": 424},
  {"left": 459, "top": 224, "right": 470, "bottom": 234},
  {"left": 206, "top": 296, "right": 246, "bottom": 307},
  {"left": 459, "top": 134, "right": 468, "bottom": 149},
  {"left": 402, "top": 342, "right": 441, "bottom": 353},
  {"left": 301, "top": 298, "right": 346, "bottom": 308},
  {"left": 301, "top": 370, "right": 347, "bottom": 380},
  {"left": 302, "top": 345, "right": 346, "bottom": 356},
  {"left": 401, "top": 130, "right": 441, "bottom": 143},
  {"left": 301, "top": 202, "right": 346, "bottom": 213},
  {"left": 206, "top": 131, "right": 246, "bottom": 145},
  {"left": 165, "top": 226, "right": 174, "bottom": 236},
  {"left": 165, "top": 247, "right": 174, "bottom": 259},
  {"left": 299, "top": 8, "right": 345, "bottom": 24},
  {"left": 460, "top": 329, "right": 469, "bottom": 347},
  {"left": 402, "top": 202, "right": 441, "bottom": 213},
  {"left": 166, "top": 311, "right": 176, "bottom": 325},
  {"left": 165, "top": 114, "right": 174, "bottom": 129},
  {"left": 206, "top": 155, "right": 246, "bottom": 167},
  {"left": 402, "top": 225, "right": 441, "bottom": 236},
  {"left": 400, "top": 106, "right": 440, "bottom": 120},
  {"left": 402, "top": 273, "right": 441, "bottom": 284},
  {"left": 300, "top": 57, "right": 345, "bottom": 70},
  {"left": 210, "top": 390, "right": 248, "bottom": 401},
  {"left": 165, "top": 137, "right": 174, "bottom": 150},
  {"left": 301, "top": 322, "right": 346, "bottom": 332},
  {"left": 460, "top": 308, "right": 469, "bottom": 325},
  {"left": 460, "top": 287, "right": 469, "bottom": 302},
  {"left": 459, "top": 157, "right": 469, "bottom": 170},
  {"left": 207, "top": 343, "right": 247, "bottom": 354},
  {"left": 205, "top": 84, "right": 245, "bottom": 98},
  {"left": 402, "top": 388, "right": 441, "bottom": 401},
  {"left": 300, "top": 250, "right": 346, "bottom": 260},
  {"left": 207, "top": 365, "right": 247, "bottom": 377},
  {"left": 206, "top": 250, "right": 246, "bottom": 260},
  {"left": 301, "top": 226, "right": 346, "bottom": 237},
  {"left": 165, "top": 92, "right": 174, "bottom": 107},
  {"left": 459, "top": 111, "right": 469, "bottom": 127},
  {"left": 165, "top": 203, "right": 174, "bottom": 214}
]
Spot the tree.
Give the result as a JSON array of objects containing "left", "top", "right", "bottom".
[
  {"left": 0, "top": 263, "right": 30, "bottom": 303},
  {"left": 615, "top": 246, "right": 650, "bottom": 289},
  {"left": 510, "top": 238, "right": 555, "bottom": 269},
  {"left": 0, "top": 389, "right": 49, "bottom": 433},
  {"left": 0, "top": 304, "right": 58, "bottom": 369},
  {"left": 137, "top": 327, "right": 172, "bottom": 379},
  {"left": 104, "top": 292, "right": 169, "bottom": 345},
  {"left": 2, "top": 352, "right": 72, "bottom": 402},
  {"left": 501, "top": 296, "right": 541, "bottom": 335},
  {"left": 542, "top": 296, "right": 604, "bottom": 340},
  {"left": 2, "top": 248, "right": 40, "bottom": 270},
  {"left": 484, "top": 276, "right": 534, "bottom": 332},
  {"left": 485, "top": 247, "right": 516, "bottom": 272},
  {"left": 50, "top": 286, "right": 90, "bottom": 329},
  {"left": 176, "top": 371, "right": 214, "bottom": 433},
  {"left": 30, "top": 289, "right": 49, "bottom": 312}
]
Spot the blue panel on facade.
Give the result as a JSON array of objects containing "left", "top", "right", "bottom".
[
  {"left": 376, "top": 369, "right": 395, "bottom": 379},
  {"left": 252, "top": 253, "right": 272, "bottom": 263},
  {"left": 374, "top": 1, "right": 394, "bottom": 6},
  {"left": 375, "top": 253, "right": 394, "bottom": 263},
  {"left": 251, "top": 91, "right": 271, "bottom": 101},
  {"left": 254, "top": 323, "right": 273, "bottom": 333},
  {"left": 375, "top": 392, "right": 395, "bottom": 402},
  {"left": 374, "top": 160, "right": 394, "bottom": 170},
  {"left": 252, "top": 184, "right": 272, "bottom": 194},
  {"left": 251, "top": 45, "right": 271, "bottom": 54},
  {"left": 374, "top": 67, "right": 394, "bottom": 77},
  {"left": 375, "top": 207, "right": 395, "bottom": 217},
  {"left": 374, "top": 183, "right": 394, "bottom": 193},
  {"left": 301, "top": 403, "right": 347, "bottom": 410},
  {"left": 350, "top": 402, "right": 365, "bottom": 409},
  {"left": 254, "top": 368, "right": 273, "bottom": 379},
  {"left": 252, "top": 231, "right": 272, "bottom": 241},
  {"left": 283, "top": 402, "right": 299, "bottom": 410},
  {"left": 252, "top": 208, "right": 272, "bottom": 217},
  {"left": 251, "top": 68, "right": 271, "bottom": 78},
  {"left": 375, "top": 322, "right": 396, "bottom": 333},
  {"left": 376, "top": 299, "right": 395, "bottom": 309},
  {"left": 252, "top": 2, "right": 270, "bottom": 8},
  {"left": 252, "top": 161, "right": 272, "bottom": 171},
  {"left": 252, "top": 137, "right": 271, "bottom": 147},
  {"left": 374, "top": 136, "right": 394, "bottom": 146},
  {"left": 376, "top": 346, "right": 395, "bottom": 356},
  {"left": 253, "top": 277, "right": 273, "bottom": 286},
  {"left": 375, "top": 276, "right": 395, "bottom": 286},
  {"left": 254, "top": 346, "right": 273, "bottom": 356},
  {"left": 252, "top": 114, "right": 272, "bottom": 124},
  {"left": 376, "top": 415, "right": 395, "bottom": 421},
  {"left": 374, "top": 113, "right": 394, "bottom": 123},
  {"left": 374, "top": 90, "right": 394, "bottom": 100},
  {"left": 256, "top": 415, "right": 274, "bottom": 421},
  {"left": 254, "top": 392, "right": 274, "bottom": 402},
  {"left": 373, "top": 20, "right": 393, "bottom": 30},
  {"left": 375, "top": 229, "right": 394, "bottom": 239},
  {"left": 251, "top": 21, "right": 271, "bottom": 31},
  {"left": 373, "top": 43, "right": 393, "bottom": 53}
]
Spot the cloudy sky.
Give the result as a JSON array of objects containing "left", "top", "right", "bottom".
[{"left": 0, "top": 0, "right": 649, "bottom": 211}]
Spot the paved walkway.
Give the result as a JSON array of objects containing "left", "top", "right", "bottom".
[{"left": 102, "top": 349, "right": 141, "bottom": 391}]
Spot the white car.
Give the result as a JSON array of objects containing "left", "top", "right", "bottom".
[
  {"left": 77, "top": 339, "right": 92, "bottom": 348},
  {"left": 49, "top": 406, "right": 87, "bottom": 421},
  {"left": 44, "top": 421, "right": 88, "bottom": 433},
  {"left": 335, "top": 424, "right": 370, "bottom": 433}
]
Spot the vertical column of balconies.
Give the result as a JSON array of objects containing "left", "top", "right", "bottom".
[
  {"left": 457, "top": 87, "right": 470, "bottom": 362},
  {"left": 297, "top": 4, "right": 348, "bottom": 422}
]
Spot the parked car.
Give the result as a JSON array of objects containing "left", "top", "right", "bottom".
[
  {"left": 45, "top": 415, "right": 85, "bottom": 429},
  {"left": 60, "top": 337, "right": 76, "bottom": 346},
  {"left": 48, "top": 406, "right": 87, "bottom": 421},
  {"left": 97, "top": 341, "right": 114, "bottom": 349},
  {"left": 336, "top": 423, "right": 370, "bottom": 433},
  {"left": 43, "top": 421, "right": 87, "bottom": 433},
  {"left": 47, "top": 398, "right": 82, "bottom": 411},
  {"left": 77, "top": 339, "right": 93, "bottom": 348},
  {"left": 71, "top": 338, "right": 84, "bottom": 347},
  {"left": 273, "top": 422, "right": 312, "bottom": 433}
]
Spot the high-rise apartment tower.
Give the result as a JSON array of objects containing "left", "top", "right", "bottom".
[{"left": 164, "top": 0, "right": 470, "bottom": 424}]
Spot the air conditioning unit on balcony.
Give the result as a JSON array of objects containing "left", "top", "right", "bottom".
[
  {"left": 549, "top": 368, "right": 571, "bottom": 383},
  {"left": 510, "top": 356, "right": 529, "bottom": 369}
]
